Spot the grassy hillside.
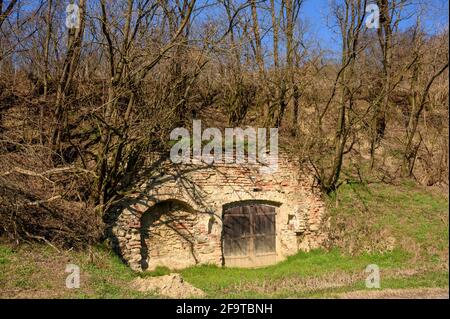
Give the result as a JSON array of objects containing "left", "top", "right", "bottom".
[
  {"left": 0, "top": 181, "right": 448, "bottom": 298},
  {"left": 326, "top": 181, "right": 449, "bottom": 263}
]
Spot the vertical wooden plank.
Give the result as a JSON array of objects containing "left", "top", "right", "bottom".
[{"left": 224, "top": 204, "right": 277, "bottom": 266}]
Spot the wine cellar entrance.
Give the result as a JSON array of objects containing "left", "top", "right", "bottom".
[
  {"left": 223, "top": 203, "right": 277, "bottom": 267},
  {"left": 110, "top": 155, "right": 327, "bottom": 271}
]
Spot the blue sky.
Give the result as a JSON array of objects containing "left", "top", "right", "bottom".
[
  {"left": 21, "top": 0, "right": 450, "bottom": 56},
  {"left": 301, "top": 0, "right": 449, "bottom": 52},
  {"left": 196, "top": 0, "right": 449, "bottom": 60}
]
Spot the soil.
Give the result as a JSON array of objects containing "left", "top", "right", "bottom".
[{"left": 131, "top": 273, "right": 205, "bottom": 298}]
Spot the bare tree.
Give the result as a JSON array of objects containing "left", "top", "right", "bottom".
[{"left": 311, "top": 0, "right": 368, "bottom": 193}]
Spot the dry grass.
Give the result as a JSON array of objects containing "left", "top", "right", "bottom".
[{"left": 338, "top": 288, "right": 449, "bottom": 299}]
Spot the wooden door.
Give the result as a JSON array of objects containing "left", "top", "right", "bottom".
[{"left": 223, "top": 204, "right": 276, "bottom": 267}]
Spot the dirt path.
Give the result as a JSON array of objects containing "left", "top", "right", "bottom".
[{"left": 338, "top": 288, "right": 449, "bottom": 299}]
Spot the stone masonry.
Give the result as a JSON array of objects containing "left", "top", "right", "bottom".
[{"left": 108, "top": 154, "right": 327, "bottom": 271}]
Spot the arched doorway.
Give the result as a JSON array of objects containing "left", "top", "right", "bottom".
[
  {"left": 222, "top": 203, "right": 277, "bottom": 267},
  {"left": 140, "top": 200, "right": 198, "bottom": 270}
]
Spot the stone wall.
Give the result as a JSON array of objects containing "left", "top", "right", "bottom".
[{"left": 107, "top": 154, "right": 327, "bottom": 271}]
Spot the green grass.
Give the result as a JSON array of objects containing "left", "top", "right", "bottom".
[
  {"left": 140, "top": 266, "right": 172, "bottom": 278},
  {"left": 179, "top": 249, "right": 414, "bottom": 297},
  {"left": 0, "top": 243, "right": 446, "bottom": 298},
  {"left": 0, "top": 246, "right": 12, "bottom": 266},
  {"left": 0, "top": 180, "right": 448, "bottom": 298},
  {"left": 326, "top": 181, "right": 448, "bottom": 264},
  {"left": 0, "top": 244, "right": 157, "bottom": 298},
  {"left": 71, "top": 246, "right": 158, "bottom": 298}
]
